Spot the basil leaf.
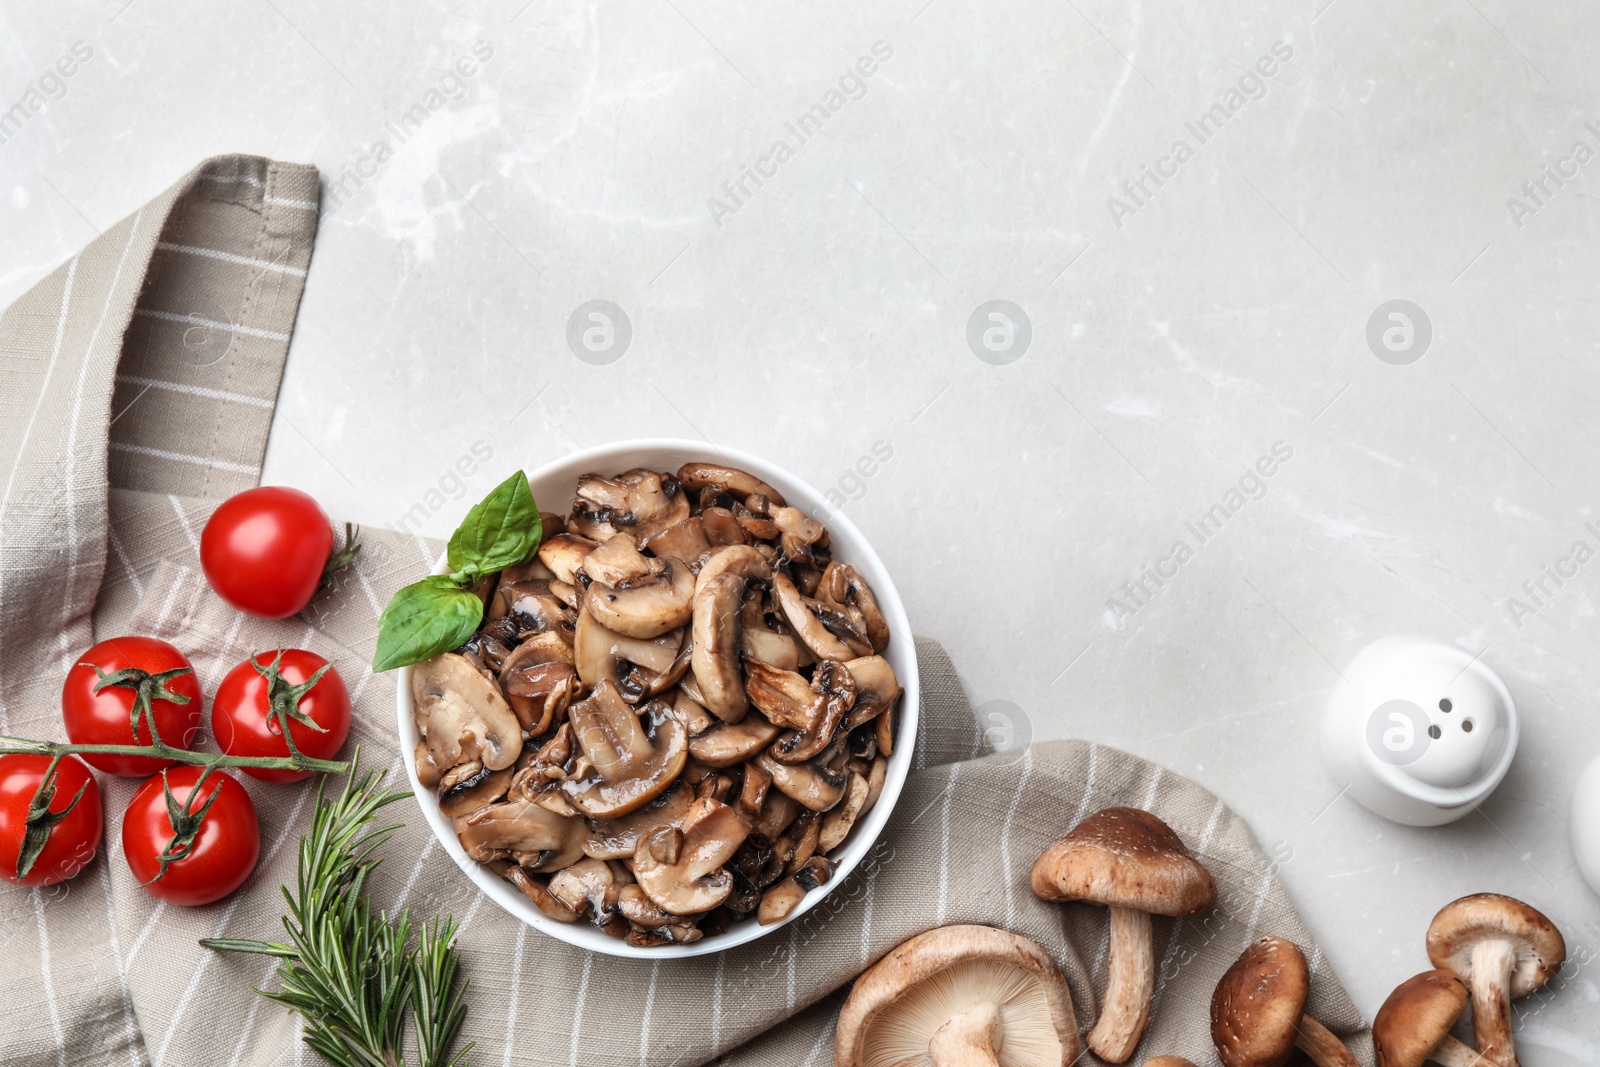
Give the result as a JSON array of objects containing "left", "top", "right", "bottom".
[
  {"left": 373, "top": 576, "right": 484, "bottom": 672},
  {"left": 447, "top": 470, "right": 541, "bottom": 577}
]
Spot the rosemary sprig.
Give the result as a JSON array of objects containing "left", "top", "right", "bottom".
[{"left": 203, "top": 755, "right": 473, "bottom": 1067}]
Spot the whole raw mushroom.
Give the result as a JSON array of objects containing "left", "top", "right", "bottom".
[
  {"left": 1425, "top": 893, "right": 1565, "bottom": 1067},
  {"left": 835, "top": 924, "right": 1080, "bottom": 1067},
  {"left": 1031, "top": 807, "right": 1216, "bottom": 1063},
  {"left": 1373, "top": 970, "right": 1483, "bottom": 1067},
  {"left": 1211, "top": 936, "right": 1359, "bottom": 1067}
]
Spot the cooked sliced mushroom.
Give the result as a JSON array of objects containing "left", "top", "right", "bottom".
[
  {"left": 503, "top": 865, "right": 579, "bottom": 922},
  {"left": 734, "top": 507, "right": 780, "bottom": 542},
  {"left": 772, "top": 506, "right": 826, "bottom": 545},
  {"left": 843, "top": 656, "right": 900, "bottom": 726},
  {"left": 643, "top": 517, "right": 712, "bottom": 568},
  {"left": 819, "top": 770, "right": 871, "bottom": 851},
  {"left": 818, "top": 562, "right": 890, "bottom": 653},
  {"left": 617, "top": 883, "right": 679, "bottom": 927},
  {"left": 779, "top": 810, "right": 821, "bottom": 874},
  {"left": 740, "top": 594, "right": 803, "bottom": 670},
  {"left": 677, "top": 462, "right": 786, "bottom": 508},
  {"left": 537, "top": 532, "right": 598, "bottom": 584},
  {"left": 570, "top": 470, "right": 691, "bottom": 546},
  {"left": 772, "top": 573, "right": 871, "bottom": 660},
  {"left": 700, "top": 507, "right": 748, "bottom": 547},
  {"left": 876, "top": 703, "right": 895, "bottom": 757},
  {"left": 758, "top": 856, "right": 836, "bottom": 925},
  {"left": 520, "top": 828, "right": 588, "bottom": 873},
  {"left": 490, "top": 578, "right": 575, "bottom": 637},
  {"left": 738, "top": 760, "right": 771, "bottom": 816},
  {"left": 688, "top": 715, "right": 779, "bottom": 768},
  {"left": 634, "top": 798, "right": 752, "bottom": 915},
  {"left": 582, "top": 782, "right": 696, "bottom": 860},
  {"left": 455, "top": 798, "right": 581, "bottom": 864},
  {"left": 581, "top": 533, "right": 656, "bottom": 586},
  {"left": 415, "top": 741, "right": 445, "bottom": 789},
  {"left": 500, "top": 659, "right": 580, "bottom": 736},
  {"left": 754, "top": 789, "right": 803, "bottom": 841},
  {"left": 863, "top": 754, "right": 888, "bottom": 812},
  {"left": 757, "top": 750, "right": 848, "bottom": 812},
  {"left": 413, "top": 652, "right": 523, "bottom": 772},
  {"left": 588, "top": 557, "right": 695, "bottom": 639},
  {"left": 747, "top": 658, "right": 857, "bottom": 763},
  {"left": 549, "top": 857, "right": 620, "bottom": 924},
  {"left": 696, "top": 544, "right": 771, "bottom": 594},
  {"left": 561, "top": 682, "right": 687, "bottom": 818},
  {"left": 691, "top": 572, "right": 748, "bottom": 723},
  {"left": 438, "top": 761, "right": 515, "bottom": 817}
]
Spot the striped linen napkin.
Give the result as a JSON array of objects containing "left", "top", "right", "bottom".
[{"left": 0, "top": 155, "right": 1373, "bottom": 1067}]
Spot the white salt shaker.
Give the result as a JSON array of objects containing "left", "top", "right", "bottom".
[{"left": 1321, "top": 635, "right": 1518, "bottom": 827}]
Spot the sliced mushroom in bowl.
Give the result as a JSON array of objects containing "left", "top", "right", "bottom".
[{"left": 397, "top": 441, "right": 918, "bottom": 958}]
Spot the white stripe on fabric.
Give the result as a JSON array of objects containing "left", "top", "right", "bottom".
[
  {"left": 0, "top": 255, "right": 77, "bottom": 730},
  {"left": 166, "top": 494, "right": 201, "bottom": 551},
  {"left": 1000, "top": 746, "right": 1035, "bottom": 929},
  {"left": 786, "top": 924, "right": 798, "bottom": 1013},
  {"left": 155, "top": 241, "right": 307, "bottom": 276},
  {"left": 637, "top": 960, "right": 660, "bottom": 1067},
  {"left": 265, "top": 195, "right": 318, "bottom": 211},
  {"left": 1308, "top": 944, "right": 1323, "bottom": 977},
  {"left": 711, "top": 953, "right": 726, "bottom": 1055},
  {"left": 106, "top": 524, "right": 144, "bottom": 598},
  {"left": 935, "top": 762, "right": 963, "bottom": 923},
  {"left": 1148, "top": 798, "right": 1227, "bottom": 1017},
  {"left": 96, "top": 864, "right": 144, "bottom": 1067},
  {"left": 1141, "top": 766, "right": 1164, "bottom": 809},
  {"left": 116, "top": 373, "right": 276, "bottom": 410},
  {"left": 351, "top": 558, "right": 384, "bottom": 618},
  {"left": 858, "top": 862, "right": 879, "bottom": 966},
  {"left": 1072, "top": 744, "right": 1100, "bottom": 825},
  {"left": 155, "top": 785, "right": 313, "bottom": 1065},
  {"left": 456, "top": 892, "right": 485, "bottom": 936},
  {"left": 31, "top": 888, "right": 67, "bottom": 1067},
  {"left": 800, "top": 1020, "right": 837, "bottom": 1067},
  {"left": 568, "top": 952, "right": 594, "bottom": 1067},
  {"left": 226, "top": 959, "right": 280, "bottom": 1065},
  {"left": 133, "top": 308, "right": 290, "bottom": 342},
  {"left": 1242, "top": 866, "right": 1275, "bottom": 946},
  {"left": 393, "top": 836, "right": 436, "bottom": 911},
  {"left": 125, "top": 902, "right": 168, "bottom": 969},
  {"left": 111, "top": 442, "right": 256, "bottom": 474}
]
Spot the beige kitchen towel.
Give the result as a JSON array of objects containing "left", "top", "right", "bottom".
[{"left": 0, "top": 157, "right": 1375, "bottom": 1067}]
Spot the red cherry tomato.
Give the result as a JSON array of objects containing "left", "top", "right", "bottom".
[
  {"left": 212, "top": 650, "right": 351, "bottom": 782},
  {"left": 62, "top": 636, "right": 203, "bottom": 777},
  {"left": 0, "top": 755, "right": 103, "bottom": 887},
  {"left": 200, "top": 487, "right": 343, "bottom": 619},
  {"left": 122, "top": 766, "right": 259, "bottom": 906}
]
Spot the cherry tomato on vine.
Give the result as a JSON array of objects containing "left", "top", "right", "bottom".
[
  {"left": 200, "top": 486, "right": 359, "bottom": 619},
  {"left": 0, "top": 754, "right": 103, "bottom": 887},
  {"left": 212, "top": 650, "right": 351, "bottom": 783},
  {"left": 122, "top": 766, "right": 259, "bottom": 906},
  {"left": 62, "top": 636, "right": 203, "bottom": 777}
]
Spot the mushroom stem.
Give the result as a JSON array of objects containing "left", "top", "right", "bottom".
[
  {"left": 1086, "top": 905, "right": 1154, "bottom": 1063},
  {"left": 1293, "top": 1015, "right": 1361, "bottom": 1067},
  {"left": 1467, "top": 938, "right": 1518, "bottom": 1067},
  {"left": 1432, "top": 1035, "right": 1491, "bottom": 1067},
  {"left": 928, "top": 1002, "right": 1002, "bottom": 1067}
]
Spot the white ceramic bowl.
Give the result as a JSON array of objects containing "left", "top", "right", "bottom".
[{"left": 397, "top": 439, "right": 920, "bottom": 959}]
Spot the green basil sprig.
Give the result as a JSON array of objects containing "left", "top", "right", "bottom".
[{"left": 373, "top": 471, "right": 542, "bottom": 672}]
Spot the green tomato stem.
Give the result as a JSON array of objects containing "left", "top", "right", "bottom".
[{"left": 0, "top": 735, "right": 347, "bottom": 775}]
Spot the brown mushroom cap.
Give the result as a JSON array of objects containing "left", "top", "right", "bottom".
[
  {"left": 835, "top": 924, "right": 1080, "bottom": 1067},
  {"left": 1425, "top": 893, "right": 1566, "bottom": 997},
  {"left": 1373, "top": 970, "right": 1471, "bottom": 1067},
  {"left": 1211, "top": 936, "right": 1309, "bottom": 1067},
  {"left": 1031, "top": 807, "right": 1217, "bottom": 918}
]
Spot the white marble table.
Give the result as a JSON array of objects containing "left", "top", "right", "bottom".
[{"left": 5, "top": 0, "right": 1598, "bottom": 1058}]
